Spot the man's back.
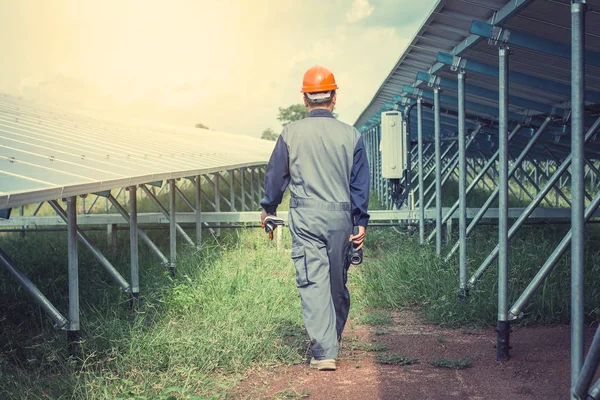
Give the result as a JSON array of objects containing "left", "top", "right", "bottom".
[{"left": 282, "top": 111, "right": 360, "bottom": 204}]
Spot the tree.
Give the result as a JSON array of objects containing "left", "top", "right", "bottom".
[
  {"left": 277, "top": 104, "right": 308, "bottom": 126},
  {"left": 195, "top": 123, "right": 209, "bottom": 129},
  {"left": 277, "top": 104, "right": 338, "bottom": 126},
  {"left": 261, "top": 128, "right": 279, "bottom": 141}
]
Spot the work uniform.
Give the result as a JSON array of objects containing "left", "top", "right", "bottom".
[{"left": 261, "top": 108, "right": 370, "bottom": 361}]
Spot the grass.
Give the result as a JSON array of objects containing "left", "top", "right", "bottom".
[
  {"left": 2, "top": 168, "right": 600, "bottom": 397},
  {"left": 355, "top": 178, "right": 600, "bottom": 327},
  {"left": 0, "top": 227, "right": 308, "bottom": 399},
  {"left": 429, "top": 358, "right": 471, "bottom": 370},
  {"left": 375, "top": 353, "right": 419, "bottom": 366}
]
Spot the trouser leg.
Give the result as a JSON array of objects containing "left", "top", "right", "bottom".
[
  {"left": 326, "top": 220, "right": 353, "bottom": 339},
  {"left": 289, "top": 209, "right": 339, "bottom": 360}
]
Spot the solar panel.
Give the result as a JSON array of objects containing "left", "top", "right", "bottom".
[{"left": 0, "top": 93, "right": 274, "bottom": 209}]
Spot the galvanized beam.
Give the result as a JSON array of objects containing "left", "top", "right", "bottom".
[{"left": 470, "top": 20, "right": 600, "bottom": 67}]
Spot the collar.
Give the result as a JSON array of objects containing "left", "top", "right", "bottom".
[{"left": 307, "top": 109, "right": 334, "bottom": 118}]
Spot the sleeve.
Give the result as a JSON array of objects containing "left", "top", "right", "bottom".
[
  {"left": 350, "top": 134, "right": 371, "bottom": 227},
  {"left": 260, "top": 134, "right": 290, "bottom": 214}
]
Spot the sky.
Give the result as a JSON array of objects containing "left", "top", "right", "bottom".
[{"left": 0, "top": 0, "right": 437, "bottom": 138}]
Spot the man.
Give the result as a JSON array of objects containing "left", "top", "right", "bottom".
[{"left": 260, "top": 65, "right": 370, "bottom": 371}]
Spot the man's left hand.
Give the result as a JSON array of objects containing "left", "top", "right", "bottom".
[{"left": 349, "top": 226, "right": 366, "bottom": 251}]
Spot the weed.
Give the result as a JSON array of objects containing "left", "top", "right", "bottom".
[
  {"left": 437, "top": 336, "right": 448, "bottom": 343},
  {"left": 429, "top": 358, "right": 471, "bottom": 370},
  {"left": 374, "top": 329, "right": 389, "bottom": 336},
  {"left": 375, "top": 353, "right": 419, "bottom": 366}
]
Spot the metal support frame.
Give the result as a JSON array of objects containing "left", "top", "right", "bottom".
[
  {"left": 140, "top": 184, "right": 195, "bottom": 247},
  {"left": 571, "top": 1, "right": 587, "bottom": 396},
  {"left": 467, "top": 117, "right": 600, "bottom": 288},
  {"left": 497, "top": 46, "right": 510, "bottom": 361},
  {"left": 446, "top": 117, "right": 552, "bottom": 262},
  {"left": 418, "top": 98, "right": 425, "bottom": 244},
  {"left": 129, "top": 186, "right": 139, "bottom": 297},
  {"left": 434, "top": 87, "right": 442, "bottom": 255},
  {"left": 66, "top": 196, "right": 80, "bottom": 344},
  {"left": 457, "top": 70, "right": 468, "bottom": 296},
  {"left": 195, "top": 175, "right": 202, "bottom": 247},
  {"left": 49, "top": 200, "right": 131, "bottom": 292},
  {"left": 107, "top": 194, "right": 169, "bottom": 265},
  {"left": 169, "top": 180, "right": 177, "bottom": 275}
]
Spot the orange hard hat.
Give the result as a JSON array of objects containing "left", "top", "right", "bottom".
[{"left": 301, "top": 66, "right": 339, "bottom": 93}]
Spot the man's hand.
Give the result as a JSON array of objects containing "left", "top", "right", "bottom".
[
  {"left": 261, "top": 210, "right": 277, "bottom": 227},
  {"left": 349, "top": 226, "right": 366, "bottom": 251}
]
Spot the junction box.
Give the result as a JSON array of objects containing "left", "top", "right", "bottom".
[{"left": 380, "top": 111, "right": 408, "bottom": 179}]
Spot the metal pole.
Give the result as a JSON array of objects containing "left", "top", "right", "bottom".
[
  {"left": 215, "top": 173, "right": 221, "bottom": 236},
  {"left": 589, "top": 379, "right": 600, "bottom": 399},
  {"left": 196, "top": 175, "right": 202, "bottom": 248},
  {"left": 0, "top": 248, "right": 68, "bottom": 329},
  {"left": 575, "top": 326, "right": 600, "bottom": 398},
  {"left": 241, "top": 169, "right": 246, "bottom": 211},
  {"left": 129, "top": 186, "right": 139, "bottom": 299},
  {"left": 229, "top": 170, "right": 236, "bottom": 211},
  {"left": 434, "top": 87, "right": 442, "bottom": 256},
  {"left": 140, "top": 185, "right": 195, "bottom": 246},
  {"left": 418, "top": 98, "right": 425, "bottom": 245},
  {"left": 497, "top": 46, "right": 510, "bottom": 361},
  {"left": 66, "top": 196, "right": 80, "bottom": 343},
  {"left": 49, "top": 200, "right": 131, "bottom": 291},
  {"left": 250, "top": 168, "right": 255, "bottom": 210},
  {"left": 169, "top": 180, "right": 176, "bottom": 275},
  {"left": 571, "top": 0, "right": 586, "bottom": 393},
  {"left": 107, "top": 195, "right": 169, "bottom": 265},
  {"left": 424, "top": 129, "right": 481, "bottom": 210},
  {"left": 457, "top": 70, "right": 467, "bottom": 296}
]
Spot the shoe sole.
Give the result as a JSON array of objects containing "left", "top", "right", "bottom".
[{"left": 310, "top": 359, "right": 337, "bottom": 371}]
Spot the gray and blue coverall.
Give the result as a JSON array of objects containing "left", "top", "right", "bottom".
[{"left": 260, "top": 108, "right": 370, "bottom": 360}]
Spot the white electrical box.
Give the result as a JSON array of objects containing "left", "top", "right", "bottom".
[{"left": 380, "top": 111, "right": 407, "bottom": 179}]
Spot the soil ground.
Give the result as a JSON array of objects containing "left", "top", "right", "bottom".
[{"left": 233, "top": 310, "right": 597, "bottom": 400}]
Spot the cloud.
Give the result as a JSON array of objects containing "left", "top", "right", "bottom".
[
  {"left": 354, "top": 0, "right": 434, "bottom": 28},
  {"left": 346, "top": 0, "right": 375, "bottom": 23}
]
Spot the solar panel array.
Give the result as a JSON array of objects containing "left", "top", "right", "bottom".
[
  {"left": 354, "top": 0, "right": 600, "bottom": 150},
  {"left": 0, "top": 93, "right": 274, "bottom": 209}
]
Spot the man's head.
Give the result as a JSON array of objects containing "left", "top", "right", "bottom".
[
  {"left": 301, "top": 66, "right": 338, "bottom": 112},
  {"left": 303, "top": 90, "right": 337, "bottom": 111}
]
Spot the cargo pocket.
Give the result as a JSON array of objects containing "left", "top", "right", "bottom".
[{"left": 291, "top": 246, "right": 310, "bottom": 287}]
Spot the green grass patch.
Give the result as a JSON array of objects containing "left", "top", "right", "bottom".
[
  {"left": 375, "top": 353, "right": 419, "bottom": 366},
  {"left": 0, "top": 224, "right": 307, "bottom": 399},
  {"left": 359, "top": 311, "right": 394, "bottom": 326},
  {"left": 354, "top": 181, "right": 600, "bottom": 328},
  {"left": 429, "top": 358, "right": 471, "bottom": 370},
  {"left": 436, "top": 336, "right": 448, "bottom": 343}
]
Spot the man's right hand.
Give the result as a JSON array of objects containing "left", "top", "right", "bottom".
[{"left": 349, "top": 226, "right": 366, "bottom": 251}]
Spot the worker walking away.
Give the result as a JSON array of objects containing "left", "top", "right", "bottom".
[{"left": 260, "top": 66, "right": 370, "bottom": 371}]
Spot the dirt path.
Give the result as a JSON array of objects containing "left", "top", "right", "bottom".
[{"left": 233, "top": 310, "right": 596, "bottom": 399}]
